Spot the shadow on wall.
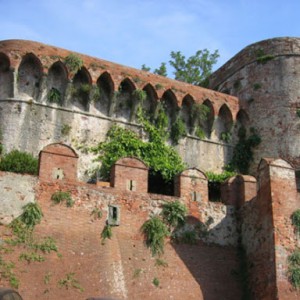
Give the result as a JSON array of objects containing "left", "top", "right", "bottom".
[{"left": 171, "top": 215, "right": 243, "bottom": 300}]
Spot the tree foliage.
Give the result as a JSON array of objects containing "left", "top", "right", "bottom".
[
  {"left": 169, "top": 49, "right": 219, "bottom": 86},
  {"left": 141, "top": 49, "right": 219, "bottom": 87}
]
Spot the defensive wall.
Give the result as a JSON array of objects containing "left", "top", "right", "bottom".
[
  {"left": 0, "top": 142, "right": 299, "bottom": 299},
  {"left": 0, "top": 38, "right": 300, "bottom": 299},
  {"left": 0, "top": 39, "right": 242, "bottom": 181}
]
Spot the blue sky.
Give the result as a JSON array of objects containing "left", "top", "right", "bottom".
[{"left": 1, "top": 0, "right": 300, "bottom": 75}]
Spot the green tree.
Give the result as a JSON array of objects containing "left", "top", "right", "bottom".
[
  {"left": 169, "top": 49, "right": 219, "bottom": 87},
  {"left": 154, "top": 62, "right": 167, "bottom": 77},
  {"left": 141, "top": 64, "right": 151, "bottom": 72},
  {"left": 141, "top": 49, "right": 219, "bottom": 87}
]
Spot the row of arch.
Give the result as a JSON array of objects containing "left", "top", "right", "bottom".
[{"left": 0, "top": 52, "right": 249, "bottom": 140}]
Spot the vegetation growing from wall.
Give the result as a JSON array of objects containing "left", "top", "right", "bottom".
[
  {"left": 161, "top": 200, "right": 187, "bottom": 229},
  {"left": 291, "top": 209, "right": 300, "bottom": 234},
  {"left": 51, "top": 191, "right": 74, "bottom": 207},
  {"left": 230, "top": 126, "right": 261, "bottom": 174},
  {"left": 133, "top": 89, "right": 147, "bottom": 102},
  {"left": 288, "top": 248, "right": 300, "bottom": 289},
  {"left": 48, "top": 87, "right": 62, "bottom": 104},
  {"left": 170, "top": 117, "right": 186, "bottom": 145},
  {"left": 0, "top": 150, "right": 38, "bottom": 175},
  {"left": 64, "top": 53, "right": 83, "bottom": 74},
  {"left": 91, "top": 112, "right": 185, "bottom": 183},
  {"left": 206, "top": 170, "right": 237, "bottom": 201},
  {"left": 141, "top": 216, "right": 170, "bottom": 256},
  {"left": 255, "top": 49, "right": 275, "bottom": 64},
  {"left": 0, "top": 202, "right": 58, "bottom": 288},
  {"left": 58, "top": 272, "right": 84, "bottom": 292},
  {"left": 142, "top": 201, "right": 189, "bottom": 255},
  {"left": 101, "top": 224, "right": 112, "bottom": 244},
  {"left": 20, "top": 202, "right": 43, "bottom": 228}
]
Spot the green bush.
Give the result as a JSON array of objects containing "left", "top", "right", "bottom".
[
  {"left": 288, "top": 249, "right": 300, "bottom": 289},
  {"left": 101, "top": 225, "right": 112, "bottom": 243},
  {"left": 20, "top": 202, "right": 43, "bottom": 228},
  {"left": 51, "top": 191, "right": 74, "bottom": 207},
  {"left": 141, "top": 216, "right": 170, "bottom": 256},
  {"left": 161, "top": 200, "right": 187, "bottom": 229},
  {"left": 48, "top": 87, "right": 62, "bottom": 104},
  {"left": 170, "top": 117, "right": 186, "bottom": 144},
  {"left": 64, "top": 53, "right": 83, "bottom": 74},
  {"left": 0, "top": 150, "right": 38, "bottom": 175},
  {"left": 230, "top": 126, "right": 261, "bottom": 174},
  {"left": 291, "top": 210, "right": 300, "bottom": 233}
]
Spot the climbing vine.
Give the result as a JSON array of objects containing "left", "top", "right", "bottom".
[
  {"left": 170, "top": 117, "right": 186, "bottom": 145},
  {"left": 91, "top": 113, "right": 185, "bottom": 182},
  {"left": 230, "top": 126, "right": 261, "bottom": 174}
]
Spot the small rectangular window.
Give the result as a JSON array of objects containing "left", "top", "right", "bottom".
[
  {"left": 191, "top": 191, "right": 201, "bottom": 202},
  {"left": 108, "top": 205, "right": 120, "bottom": 226},
  {"left": 127, "top": 180, "right": 136, "bottom": 191}
]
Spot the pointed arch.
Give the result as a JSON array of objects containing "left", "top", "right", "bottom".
[
  {"left": 17, "top": 53, "right": 42, "bottom": 99},
  {"left": 47, "top": 61, "right": 68, "bottom": 106},
  {"left": 236, "top": 109, "right": 249, "bottom": 127},
  {"left": 0, "top": 53, "right": 13, "bottom": 98},
  {"left": 217, "top": 104, "right": 233, "bottom": 142},
  {"left": 95, "top": 71, "right": 114, "bottom": 116},
  {"left": 199, "top": 99, "right": 215, "bottom": 138},
  {"left": 71, "top": 67, "right": 92, "bottom": 111},
  {"left": 160, "top": 89, "right": 178, "bottom": 124},
  {"left": 181, "top": 94, "right": 194, "bottom": 133},
  {"left": 113, "top": 77, "right": 135, "bottom": 121},
  {"left": 142, "top": 83, "right": 158, "bottom": 118}
]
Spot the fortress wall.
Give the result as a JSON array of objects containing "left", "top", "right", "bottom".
[
  {"left": 209, "top": 37, "right": 300, "bottom": 173},
  {"left": 0, "top": 100, "right": 233, "bottom": 180},
  {"left": 0, "top": 170, "right": 242, "bottom": 299},
  {"left": 0, "top": 39, "right": 242, "bottom": 179}
]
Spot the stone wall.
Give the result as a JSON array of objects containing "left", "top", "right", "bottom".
[
  {"left": 0, "top": 171, "right": 37, "bottom": 224},
  {"left": 0, "top": 39, "right": 242, "bottom": 180}
]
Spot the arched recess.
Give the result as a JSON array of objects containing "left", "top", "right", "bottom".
[
  {"left": 17, "top": 53, "right": 42, "bottom": 99},
  {"left": 198, "top": 99, "right": 215, "bottom": 138},
  {"left": 113, "top": 78, "right": 135, "bottom": 121},
  {"left": 71, "top": 67, "right": 91, "bottom": 111},
  {"left": 181, "top": 95, "right": 194, "bottom": 134},
  {"left": 160, "top": 89, "right": 178, "bottom": 126},
  {"left": 232, "top": 109, "right": 250, "bottom": 143},
  {"left": 236, "top": 109, "right": 249, "bottom": 127},
  {"left": 217, "top": 104, "right": 233, "bottom": 143},
  {"left": 46, "top": 61, "right": 68, "bottom": 106},
  {"left": 0, "top": 53, "right": 13, "bottom": 98},
  {"left": 141, "top": 83, "right": 158, "bottom": 119},
  {"left": 95, "top": 71, "right": 114, "bottom": 116}
]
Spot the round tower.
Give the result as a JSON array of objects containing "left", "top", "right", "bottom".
[{"left": 210, "top": 37, "right": 300, "bottom": 173}]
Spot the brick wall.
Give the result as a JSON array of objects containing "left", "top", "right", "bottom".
[
  {"left": 110, "top": 157, "right": 148, "bottom": 193},
  {"left": 39, "top": 143, "right": 78, "bottom": 182}
]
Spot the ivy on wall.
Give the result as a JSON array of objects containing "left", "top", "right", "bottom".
[
  {"left": 230, "top": 126, "right": 261, "bottom": 174},
  {"left": 91, "top": 107, "right": 186, "bottom": 182}
]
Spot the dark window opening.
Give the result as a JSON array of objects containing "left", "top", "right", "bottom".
[
  {"left": 208, "top": 181, "right": 221, "bottom": 202},
  {"left": 108, "top": 205, "right": 120, "bottom": 226},
  {"left": 148, "top": 172, "right": 174, "bottom": 196}
]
